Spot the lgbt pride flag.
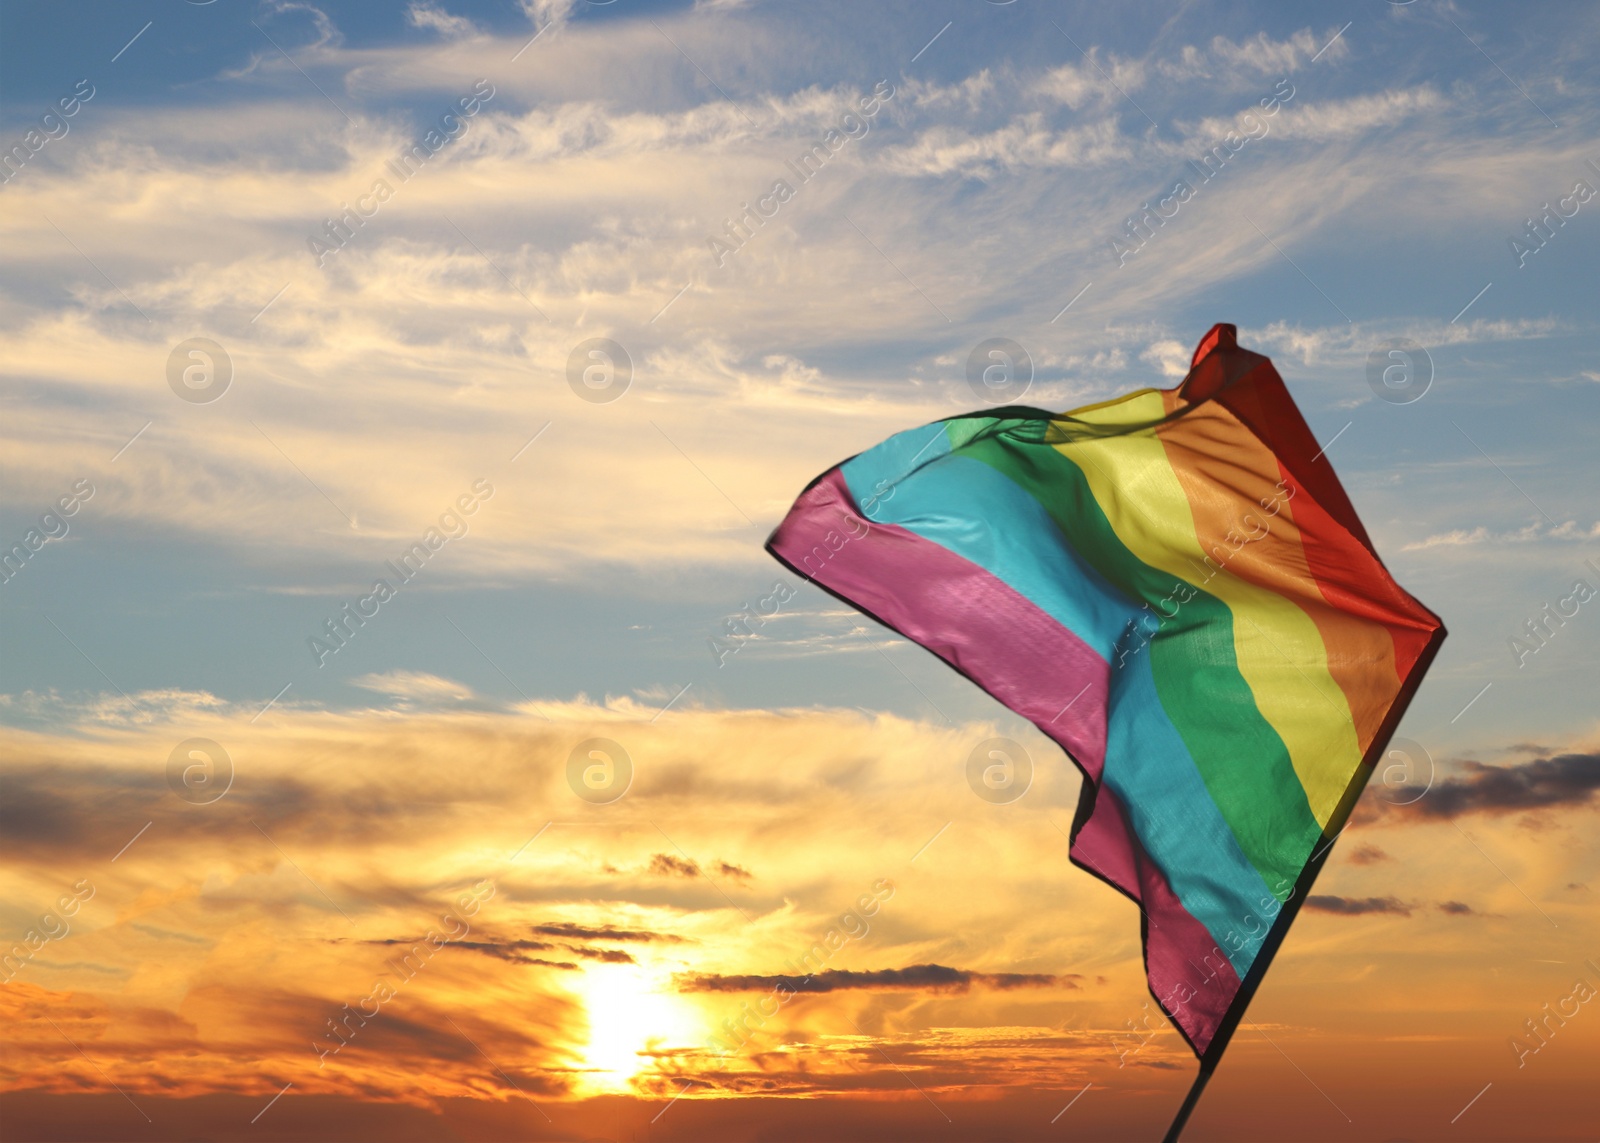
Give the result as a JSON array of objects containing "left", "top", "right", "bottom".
[{"left": 767, "top": 324, "right": 1444, "bottom": 1082}]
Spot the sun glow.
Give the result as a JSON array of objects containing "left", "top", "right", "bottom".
[{"left": 574, "top": 963, "right": 702, "bottom": 1092}]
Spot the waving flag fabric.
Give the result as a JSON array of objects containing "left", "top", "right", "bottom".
[{"left": 767, "top": 324, "right": 1444, "bottom": 1070}]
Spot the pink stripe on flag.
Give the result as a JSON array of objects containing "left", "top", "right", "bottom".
[
  {"left": 1074, "top": 785, "right": 1241, "bottom": 1050},
  {"left": 769, "top": 468, "right": 1108, "bottom": 777}
]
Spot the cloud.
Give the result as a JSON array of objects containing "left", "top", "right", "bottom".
[
  {"left": 880, "top": 115, "right": 1130, "bottom": 178},
  {"left": 1152, "top": 28, "right": 1344, "bottom": 83},
  {"left": 1245, "top": 317, "right": 1564, "bottom": 371},
  {"left": 0, "top": 687, "right": 239, "bottom": 732},
  {"left": 367, "top": 935, "right": 629, "bottom": 967},
  {"left": 369, "top": 929, "right": 655, "bottom": 965},
  {"left": 648, "top": 853, "right": 701, "bottom": 878},
  {"left": 678, "top": 963, "right": 1077, "bottom": 993},
  {"left": 350, "top": 670, "right": 476, "bottom": 702},
  {"left": 1304, "top": 895, "right": 1412, "bottom": 916},
  {"left": 713, "top": 608, "right": 906, "bottom": 662},
  {"left": 1404, "top": 527, "right": 1491, "bottom": 550},
  {"left": 406, "top": 2, "right": 480, "bottom": 39},
  {"left": 1347, "top": 844, "right": 1390, "bottom": 865},
  {"left": 1034, "top": 28, "right": 1341, "bottom": 111},
  {"left": 1438, "top": 901, "right": 1476, "bottom": 915},
  {"left": 1207, "top": 29, "right": 1344, "bottom": 74},
  {"left": 1140, "top": 338, "right": 1190, "bottom": 378},
  {"left": 519, "top": 0, "right": 579, "bottom": 33},
  {"left": 529, "top": 922, "right": 687, "bottom": 943},
  {"left": 902, "top": 71, "right": 994, "bottom": 114},
  {"left": 1253, "top": 87, "right": 1446, "bottom": 142},
  {"left": 1177, "top": 88, "right": 1445, "bottom": 154},
  {"left": 1034, "top": 53, "right": 1147, "bottom": 109},
  {"left": 263, "top": 0, "right": 343, "bottom": 52},
  {"left": 641, "top": 853, "right": 753, "bottom": 881},
  {"left": 1382, "top": 753, "right": 1600, "bottom": 819},
  {"left": 1402, "top": 519, "right": 1600, "bottom": 550}
]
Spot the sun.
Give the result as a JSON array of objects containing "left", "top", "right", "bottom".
[{"left": 573, "top": 963, "right": 702, "bottom": 1092}]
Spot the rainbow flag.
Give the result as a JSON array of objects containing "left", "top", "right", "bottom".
[{"left": 768, "top": 324, "right": 1444, "bottom": 1071}]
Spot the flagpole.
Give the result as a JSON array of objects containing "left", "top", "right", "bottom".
[{"left": 1163, "top": 1063, "right": 1214, "bottom": 1143}]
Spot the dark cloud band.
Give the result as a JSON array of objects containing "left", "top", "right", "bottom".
[{"left": 679, "top": 963, "right": 1076, "bottom": 993}]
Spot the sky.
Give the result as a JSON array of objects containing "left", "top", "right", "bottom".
[{"left": 0, "top": 0, "right": 1597, "bottom": 1140}]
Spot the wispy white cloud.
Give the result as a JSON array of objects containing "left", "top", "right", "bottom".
[
  {"left": 1239, "top": 87, "right": 1446, "bottom": 142},
  {"left": 518, "top": 0, "right": 580, "bottom": 34},
  {"left": 880, "top": 114, "right": 1129, "bottom": 178},
  {"left": 1205, "top": 28, "right": 1346, "bottom": 74},
  {"left": 406, "top": 2, "right": 481, "bottom": 40},
  {"left": 1402, "top": 518, "right": 1600, "bottom": 552},
  {"left": 1034, "top": 52, "right": 1147, "bottom": 109},
  {"left": 265, "top": 0, "right": 344, "bottom": 52},
  {"left": 351, "top": 670, "right": 476, "bottom": 701},
  {"left": 1246, "top": 316, "right": 1564, "bottom": 370},
  {"left": 901, "top": 71, "right": 996, "bottom": 114},
  {"left": 0, "top": 688, "right": 239, "bottom": 730}
]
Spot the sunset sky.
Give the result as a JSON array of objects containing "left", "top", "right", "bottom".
[{"left": 2, "top": 1, "right": 1597, "bottom": 1140}]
